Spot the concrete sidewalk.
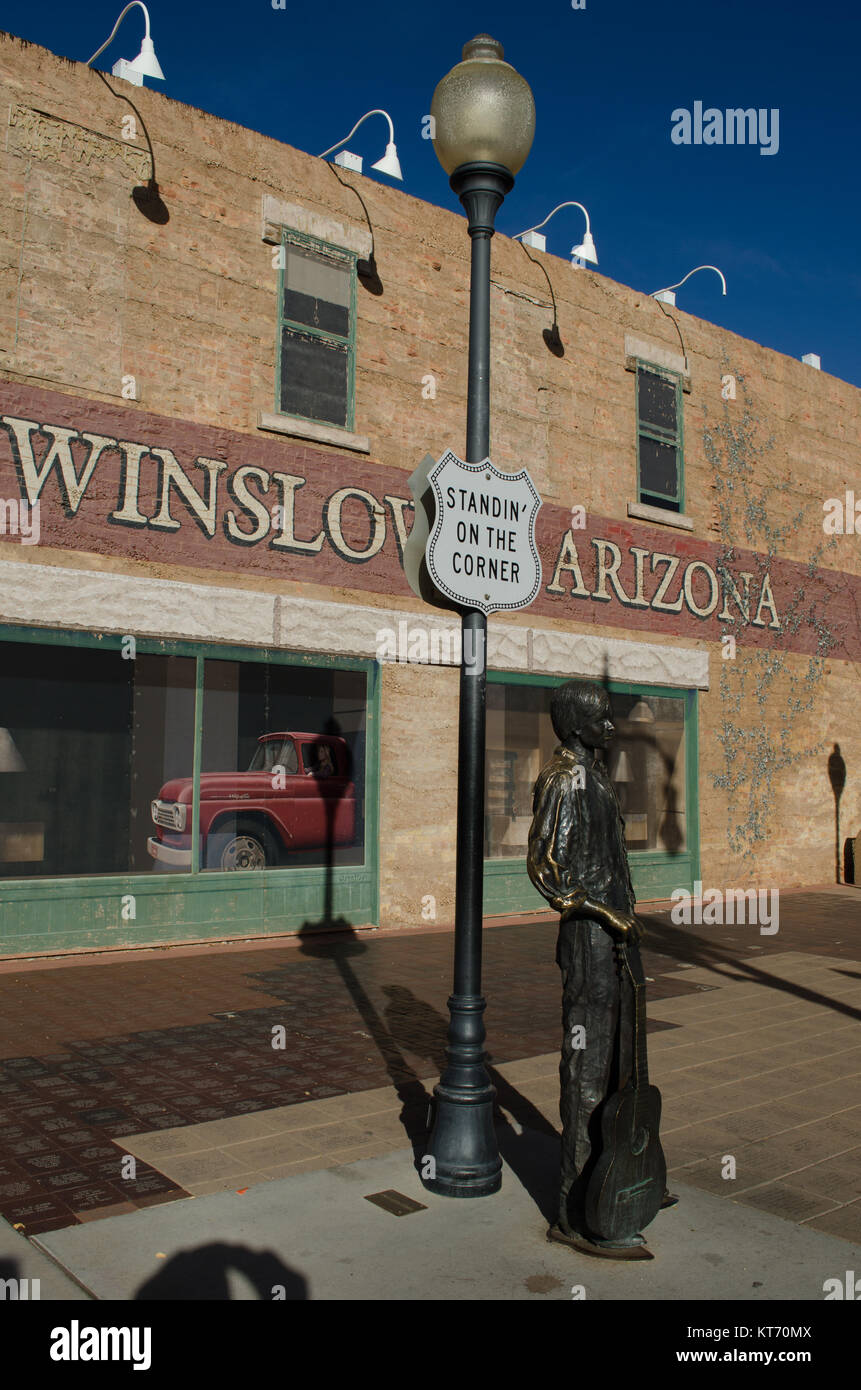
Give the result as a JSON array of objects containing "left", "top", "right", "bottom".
[
  {"left": 0, "top": 1215, "right": 91, "bottom": 1300},
  {"left": 24, "top": 1136, "right": 861, "bottom": 1301}
]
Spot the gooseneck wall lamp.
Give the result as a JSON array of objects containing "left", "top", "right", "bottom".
[
  {"left": 421, "top": 35, "right": 535, "bottom": 1200},
  {"left": 651, "top": 265, "right": 727, "bottom": 307},
  {"left": 319, "top": 110, "right": 403, "bottom": 180},
  {"left": 86, "top": 1, "right": 165, "bottom": 87},
  {"left": 515, "top": 200, "right": 598, "bottom": 266}
]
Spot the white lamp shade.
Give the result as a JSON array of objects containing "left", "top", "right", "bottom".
[
  {"left": 371, "top": 141, "right": 403, "bottom": 181},
  {"left": 127, "top": 35, "right": 164, "bottom": 81},
  {"left": 628, "top": 700, "right": 655, "bottom": 722},
  {"left": 0, "top": 728, "right": 25, "bottom": 772},
  {"left": 610, "top": 749, "right": 633, "bottom": 783},
  {"left": 571, "top": 231, "right": 598, "bottom": 265}
]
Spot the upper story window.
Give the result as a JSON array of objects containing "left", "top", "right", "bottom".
[
  {"left": 636, "top": 361, "right": 684, "bottom": 512},
  {"left": 277, "top": 231, "right": 357, "bottom": 430}
]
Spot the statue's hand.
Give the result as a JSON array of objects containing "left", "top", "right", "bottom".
[
  {"left": 551, "top": 887, "right": 588, "bottom": 916},
  {"left": 604, "top": 909, "right": 643, "bottom": 944},
  {"left": 624, "top": 915, "right": 644, "bottom": 945}
]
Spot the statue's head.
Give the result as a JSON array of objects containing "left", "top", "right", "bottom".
[{"left": 550, "top": 679, "right": 614, "bottom": 751}]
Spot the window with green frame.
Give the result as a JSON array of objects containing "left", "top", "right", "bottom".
[
  {"left": 485, "top": 682, "right": 688, "bottom": 860},
  {"left": 0, "top": 634, "right": 369, "bottom": 879},
  {"left": 482, "top": 673, "right": 700, "bottom": 912},
  {"left": 277, "top": 230, "right": 357, "bottom": 430},
  {"left": 636, "top": 360, "right": 684, "bottom": 512}
]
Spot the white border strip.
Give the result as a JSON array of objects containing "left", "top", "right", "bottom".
[
  {"left": 261, "top": 194, "right": 372, "bottom": 259},
  {"left": 0, "top": 559, "right": 710, "bottom": 689},
  {"left": 624, "top": 332, "right": 689, "bottom": 379}
]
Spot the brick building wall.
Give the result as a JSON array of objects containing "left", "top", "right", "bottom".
[{"left": 1, "top": 33, "right": 860, "bottom": 949}]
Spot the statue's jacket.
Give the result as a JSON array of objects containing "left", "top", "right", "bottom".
[
  {"left": 527, "top": 743, "right": 636, "bottom": 954},
  {"left": 528, "top": 739, "right": 640, "bottom": 1228}
]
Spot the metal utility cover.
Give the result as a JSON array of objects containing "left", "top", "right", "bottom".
[{"left": 364, "top": 1189, "right": 428, "bottom": 1217}]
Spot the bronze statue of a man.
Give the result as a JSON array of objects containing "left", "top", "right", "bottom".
[{"left": 527, "top": 678, "right": 670, "bottom": 1257}]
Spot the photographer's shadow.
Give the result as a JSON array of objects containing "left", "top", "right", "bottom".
[{"left": 134, "top": 1242, "right": 307, "bottom": 1300}]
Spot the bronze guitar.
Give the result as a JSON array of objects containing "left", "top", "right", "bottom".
[{"left": 584, "top": 939, "right": 666, "bottom": 1242}]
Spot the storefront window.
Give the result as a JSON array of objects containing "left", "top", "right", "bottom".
[
  {"left": 485, "top": 681, "right": 687, "bottom": 859},
  {"left": 0, "top": 639, "right": 368, "bottom": 880},
  {"left": 0, "top": 642, "right": 195, "bottom": 878}
]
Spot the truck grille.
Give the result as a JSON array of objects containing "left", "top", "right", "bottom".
[{"left": 151, "top": 800, "right": 185, "bottom": 830}]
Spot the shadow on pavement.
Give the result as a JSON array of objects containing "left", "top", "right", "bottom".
[
  {"left": 639, "top": 913, "right": 861, "bottom": 1023},
  {"left": 134, "top": 1242, "right": 307, "bottom": 1300}
]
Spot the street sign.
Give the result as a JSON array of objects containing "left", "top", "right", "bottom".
[
  {"left": 425, "top": 450, "right": 542, "bottom": 614},
  {"left": 402, "top": 452, "right": 460, "bottom": 612}
]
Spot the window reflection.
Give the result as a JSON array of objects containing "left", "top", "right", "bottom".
[
  {"left": 485, "top": 682, "right": 686, "bottom": 859},
  {"left": 0, "top": 644, "right": 195, "bottom": 878},
  {"left": 608, "top": 694, "right": 686, "bottom": 852},
  {"left": 194, "top": 661, "right": 366, "bottom": 871}
]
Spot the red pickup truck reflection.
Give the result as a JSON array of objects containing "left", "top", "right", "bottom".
[{"left": 147, "top": 732, "right": 356, "bottom": 870}]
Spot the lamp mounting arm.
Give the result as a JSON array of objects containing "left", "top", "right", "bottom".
[
  {"left": 514, "top": 200, "right": 592, "bottom": 240},
  {"left": 651, "top": 265, "right": 727, "bottom": 298},
  {"left": 87, "top": 0, "right": 152, "bottom": 66},
  {"left": 319, "top": 110, "right": 395, "bottom": 159}
]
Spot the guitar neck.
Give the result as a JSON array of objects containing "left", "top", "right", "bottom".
[{"left": 618, "top": 942, "right": 650, "bottom": 1119}]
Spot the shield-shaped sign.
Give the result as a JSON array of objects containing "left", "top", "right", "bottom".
[{"left": 425, "top": 450, "right": 542, "bottom": 615}]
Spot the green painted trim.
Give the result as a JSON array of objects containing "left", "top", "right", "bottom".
[
  {"left": 0, "top": 865, "right": 378, "bottom": 955},
  {"left": 686, "top": 686, "right": 701, "bottom": 887},
  {"left": 487, "top": 669, "right": 555, "bottom": 688},
  {"left": 276, "top": 226, "right": 358, "bottom": 431},
  {"left": 190, "top": 655, "right": 203, "bottom": 875},
  {"left": 635, "top": 359, "right": 685, "bottom": 511},
  {"left": 364, "top": 660, "right": 381, "bottom": 926},
  {"left": 483, "top": 670, "right": 699, "bottom": 910},
  {"left": 0, "top": 624, "right": 375, "bottom": 676},
  {"left": 487, "top": 670, "right": 690, "bottom": 701},
  {"left": 0, "top": 629, "right": 382, "bottom": 951}
]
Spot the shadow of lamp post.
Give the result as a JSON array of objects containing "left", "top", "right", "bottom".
[{"left": 421, "top": 35, "right": 535, "bottom": 1199}]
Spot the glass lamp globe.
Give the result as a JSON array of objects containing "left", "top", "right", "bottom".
[{"left": 430, "top": 35, "right": 536, "bottom": 177}]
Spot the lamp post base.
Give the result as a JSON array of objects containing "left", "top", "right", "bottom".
[
  {"left": 422, "top": 1083, "right": 502, "bottom": 1198},
  {"left": 421, "top": 992, "right": 502, "bottom": 1197}
]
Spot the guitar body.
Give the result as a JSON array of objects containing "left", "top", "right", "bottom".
[
  {"left": 585, "top": 1083, "right": 666, "bottom": 1242},
  {"left": 583, "top": 939, "right": 666, "bottom": 1243}
]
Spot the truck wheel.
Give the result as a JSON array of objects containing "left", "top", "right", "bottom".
[{"left": 207, "top": 820, "right": 278, "bottom": 871}]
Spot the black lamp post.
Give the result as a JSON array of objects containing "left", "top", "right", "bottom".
[{"left": 422, "top": 35, "right": 535, "bottom": 1198}]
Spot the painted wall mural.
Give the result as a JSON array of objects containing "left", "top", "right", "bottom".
[{"left": 0, "top": 381, "right": 857, "bottom": 668}]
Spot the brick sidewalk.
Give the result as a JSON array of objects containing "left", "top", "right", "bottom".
[
  {"left": 118, "top": 948, "right": 860, "bottom": 1247},
  {"left": 0, "top": 886, "right": 858, "bottom": 1236}
]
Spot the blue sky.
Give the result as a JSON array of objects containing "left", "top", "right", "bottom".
[{"left": 5, "top": 0, "right": 860, "bottom": 389}]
